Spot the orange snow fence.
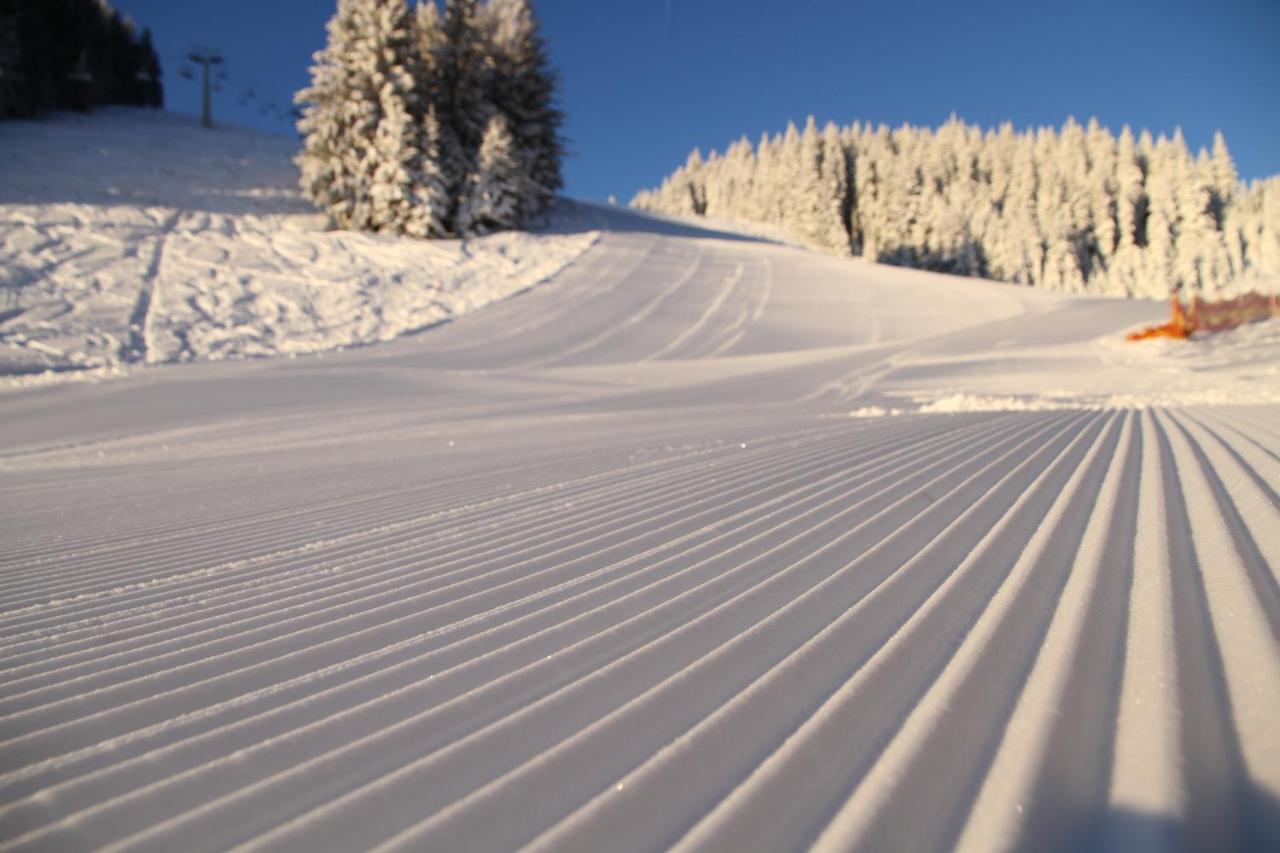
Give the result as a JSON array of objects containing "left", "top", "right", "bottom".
[{"left": 1126, "top": 291, "right": 1280, "bottom": 342}]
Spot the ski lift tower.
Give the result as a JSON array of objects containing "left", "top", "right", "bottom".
[{"left": 186, "top": 49, "right": 224, "bottom": 129}]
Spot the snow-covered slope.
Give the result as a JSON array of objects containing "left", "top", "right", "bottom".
[
  {"left": 0, "top": 109, "right": 597, "bottom": 375},
  {"left": 1, "top": 115, "right": 1279, "bottom": 852}
]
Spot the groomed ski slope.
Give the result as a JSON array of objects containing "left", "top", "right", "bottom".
[{"left": 3, "top": 198, "right": 1280, "bottom": 847}]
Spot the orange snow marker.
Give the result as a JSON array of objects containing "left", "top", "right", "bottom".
[
  {"left": 1126, "top": 291, "right": 1279, "bottom": 342},
  {"left": 1126, "top": 295, "right": 1194, "bottom": 341}
]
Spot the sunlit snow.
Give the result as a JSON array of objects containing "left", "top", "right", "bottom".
[{"left": 2, "top": 110, "right": 1278, "bottom": 852}]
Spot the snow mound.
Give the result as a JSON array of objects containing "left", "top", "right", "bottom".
[
  {"left": 847, "top": 405, "right": 907, "bottom": 418},
  {"left": 917, "top": 393, "right": 1087, "bottom": 413},
  {"left": 0, "top": 109, "right": 598, "bottom": 377}
]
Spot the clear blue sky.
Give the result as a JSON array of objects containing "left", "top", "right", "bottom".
[{"left": 114, "top": 0, "right": 1280, "bottom": 201}]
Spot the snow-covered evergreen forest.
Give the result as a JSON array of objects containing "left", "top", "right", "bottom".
[
  {"left": 633, "top": 117, "right": 1280, "bottom": 299},
  {"left": 0, "top": 0, "right": 163, "bottom": 119},
  {"left": 296, "top": 0, "right": 563, "bottom": 239}
]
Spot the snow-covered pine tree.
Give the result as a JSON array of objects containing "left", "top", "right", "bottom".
[
  {"left": 418, "top": 106, "right": 455, "bottom": 234},
  {"left": 656, "top": 148, "right": 706, "bottom": 217},
  {"left": 772, "top": 122, "right": 802, "bottom": 231},
  {"left": 414, "top": 1, "right": 446, "bottom": 102},
  {"left": 781, "top": 117, "right": 849, "bottom": 253},
  {"left": 434, "top": 0, "right": 496, "bottom": 215},
  {"left": 700, "top": 149, "right": 725, "bottom": 217},
  {"left": 456, "top": 113, "right": 524, "bottom": 235},
  {"left": 413, "top": 1, "right": 467, "bottom": 227},
  {"left": 369, "top": 86, "right": 418, "bottom": 235},
  {"left": 1227, "top": 177, "right": 1280, "bottom": 286},
  {"left": 744, "top": 130, "right": 774, "bottom": 223},
  {"left": 842, "top": 123, "right": 863, "bottom": 255},
  {"left": 883, "top": 125, "right": 927, "bottom": 266},
  {"left": 1142, "top": 133, "right": 1183, "bottom": 298},
  {"left": 919, "top": 116, "right": 982, "bottom": 275},
  {"left": 1207, "top": 132, "right": 1237, "bottom": 231},
  {"left": 1175, "top": 149, "right": 1231, "bottom": 297},
  {"left": 779, "top": 120, "right": 814, "bottom": 240},
  {"left": 485, "top": 0, "right": 564, "bottom": 221},
  {"left": 1085, "top": 118, "right": 1118, "bottom": 271},
  {"left": 1105, "top": 126, "right": 1147, "bottom": 296},
  {"left": 706, "top": 136, "right": 754, "bottom": 220},
  {"left": 993, "top": 130, "right": 1042, "bottom": 284},
  {"left": 1114, "top": 127, "right": 1146, "bottom": 249},
  {"left": 684, "top": 148, "right": 708, "bottom": 215},
  {"left": 1036, "top": 123, "right": 1087, "bottom": 292},
  {"left": 851, "top": 124, "right": 891, "bottom": 261},
  {"left": 974, "top": 123, "right": 1012, "bottom": 278},
  {"left": 296, "top": 0, "right": 420, "bottom": 233},
  {"left": 821, "top": 121, "right": 853, "bottom": 253},
  {"left": 370, "top": 90, "right": 451, "bottom": 237},
  {"left": 1260, "top": 178, "right": 1280, "bottom": 282}
]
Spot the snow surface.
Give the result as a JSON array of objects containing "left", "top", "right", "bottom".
[
  {"left": 1, "top": 112, "right": 1279, "bottom": 852},
  {"left": 0, "top": 109, "right": 597, "bottom": 375}
]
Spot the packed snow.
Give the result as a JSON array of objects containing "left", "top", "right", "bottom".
[
  {"left": 0, "top": 109, "right": 596, "bottom": 376},
  {"left": 2, "top": 111, "right": 1278, "bottom": 852}
]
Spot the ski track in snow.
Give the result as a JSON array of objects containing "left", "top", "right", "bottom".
[{"left": 2, "top": 113, "right": 1280, "bottom": 852}]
